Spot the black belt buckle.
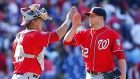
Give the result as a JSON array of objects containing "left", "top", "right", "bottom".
[{"left": 33, "top": 74, "right": 38, "bottom": 78}]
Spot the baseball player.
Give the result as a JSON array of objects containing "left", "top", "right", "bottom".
[
  {"left": 63, "top": 7, "right": 126, "bottom": 79},
  {"left": 12, "top": 4, "right": 77, "bottom": 79}
]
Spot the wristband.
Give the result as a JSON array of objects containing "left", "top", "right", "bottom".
[{"left": 64, "top": 18, "right": 71, "bottom": 26}]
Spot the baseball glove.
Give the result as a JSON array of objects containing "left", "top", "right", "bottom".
[{"left": 103, "top": 69, "right": 121, "bottom": 79}]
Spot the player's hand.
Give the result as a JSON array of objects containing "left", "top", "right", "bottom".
[
  {"left": 72, "top": 13, "right": 83, "bottom": 29},
  {"left": 66, "top": 6, "right": 77, "bottom": 21},
  {"left": 120, "top": 76, "right": 126, "bottom": 79}
]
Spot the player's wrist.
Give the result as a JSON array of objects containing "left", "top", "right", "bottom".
[
  {"left": 120, "top": 74, "right": 126, "bottom": 79},
  {"left": 64, "top": 18, "right": 71, "bottom": 26},
  {"left": 71, "top": 26, "right": 78, "bottom": 30}
]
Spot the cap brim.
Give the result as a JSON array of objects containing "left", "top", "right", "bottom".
[
  {"left": 21, "top": 20, "right": 31, "bottom": 26},
  {"left": 85, "top": 12, "right": 96, "bottom": 16}
]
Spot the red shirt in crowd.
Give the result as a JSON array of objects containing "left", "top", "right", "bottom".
[{"left": 0, "top": 53, "right": 7, "bottom": 73}]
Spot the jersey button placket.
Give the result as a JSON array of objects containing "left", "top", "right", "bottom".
[{"left": 92, "top": 30, "right": 96, "bottom": 71}]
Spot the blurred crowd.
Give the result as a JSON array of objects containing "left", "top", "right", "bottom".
[{"left": 0, "top": 0, "right": 140, "bottom": 79}]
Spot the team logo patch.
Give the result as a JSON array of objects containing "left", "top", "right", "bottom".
[
  {"left": 98, "top": 39, "right": 110, "bottom": 50},
  {"left": 116, "top": 39, "right": 121, "bottom": 46}
]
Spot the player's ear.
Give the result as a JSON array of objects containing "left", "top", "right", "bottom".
[
  {"left": 31, "top": 20, "right": 36, "bottom": 26},
  {"left": 98, "top": 16, "right": 103, "bottom": 21},
  {"left": 101, "top": 16, "right": 104, "bottom": 21}
]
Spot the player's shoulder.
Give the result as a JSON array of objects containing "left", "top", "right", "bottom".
[
  {"left": 25, "top": 30, "right": 49, "bottom": 35},
  {"left": 16, "top": 30, "right": 25, "bottom": 35},
  {"left": 76, "top": 29, "right": 91, "bottom": 37},
  {"left": 105, "top": 26, "right": 119, "bottom": 35},
  {"left": 29, "top": 31, "right": 51, "bottom": 39},
  {"left": 16, "top": 30, "right": 48, "bottom": 37},
  {"left": 79, "top": 28, "right": 91, "bottom": 33}
]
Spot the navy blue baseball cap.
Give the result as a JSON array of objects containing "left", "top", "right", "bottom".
[{"left": 85, "top": 7, "right": 107, "bottom": 21}]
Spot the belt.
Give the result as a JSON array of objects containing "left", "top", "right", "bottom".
[
  {"left": 16, "top": 73, "right": 40, "bottom": 78},
  {"left": 87, "top": 70, "right": 104, "bottom": 75}
]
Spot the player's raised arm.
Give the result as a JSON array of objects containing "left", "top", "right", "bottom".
[
  {"left": 55, "top": 6, "right": 77, "bottom": 40},
  {"left": 64, "top": 13, "right": 83, "bottom": 42}
]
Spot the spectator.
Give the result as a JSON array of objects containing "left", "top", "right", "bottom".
[
  {"left": 130, "top": 23, "right": 140, "bottom": 45},
  {"left": 128, "top": 62, "right": 140, "bottom": 79},
  {"left": 41, "top": 55, "right": 56, "bottom": 79},
  {"left": 0, "top": 51, "right": 8, "bottom": 79}
]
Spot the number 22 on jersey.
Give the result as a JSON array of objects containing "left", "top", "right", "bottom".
[{"left": 82, "top": 47, "right": 89, "bottom": 58}]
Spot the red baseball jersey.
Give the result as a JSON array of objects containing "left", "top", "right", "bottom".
[
  {"left": 64, "top": 26, "right": 124, "bottom": 72},
  {"left": 12, "top": 30, "right": 59, "bottom": 75}
]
